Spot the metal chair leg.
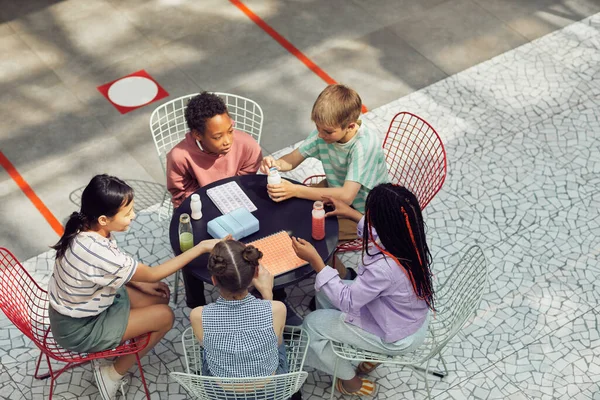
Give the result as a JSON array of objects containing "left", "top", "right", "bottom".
[
  {"left": 424, "top": 358, "right": 432, "bottom": 400},
  {"left": 173, "top": 269, "right": 180, "bottom": 304},
  {"left": 330, "top": 358, "right": 339, "bottom": 400},
  {"left": 136, "top": 353, "right": 151, "bottom": 399},
  {"left": 439, "top": 352, "right": 449, "bottom": 376}
]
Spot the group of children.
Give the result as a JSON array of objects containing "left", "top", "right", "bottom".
[{"left": 47, "top": 85, "right": 436, "bottom": 399}]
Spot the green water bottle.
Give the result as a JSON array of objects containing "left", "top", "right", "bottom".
[{"left": 179, "top": 213, "right": 194, "bottom": 252}]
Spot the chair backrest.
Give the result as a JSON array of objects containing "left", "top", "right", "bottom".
[
  {"left": 383, "top": 112, "right": 447, "bottom": 209},
  {"left": 170, "top": 371, "right": 308, "bottom": 400},
  {"left": 213, "top": 92, "right": 263, "bottom": 145},
  {"left": 0, "top": 248, "right": 50, "bottom": 349},
  {"left": 149, "top": 93, "right": 264, "bottom": 173},
  {"left": 428, "top": 245, "right": 487, "bottom": 355},
  {"left": 174, "top": 325, "right": 309, "bottom": 400}
]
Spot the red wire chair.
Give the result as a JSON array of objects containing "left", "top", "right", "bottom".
[
  {"left": 0, "top": 248, "right": 151, "bottom": 399},
  {"left": 303, "top": 112, "right": 447, "bottom": 255}
]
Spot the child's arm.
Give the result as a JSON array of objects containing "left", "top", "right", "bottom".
[
  {"left": 166, "top": 153, "right": 190, "bottom": 208},
  {"left": 292, "top": 237, "right": 391, "bottom": 313},
  {"left": 322, "top": 195, "right": 363, "bottom": 223},
  {"left": 131, "top": 238, "right": 221, "bottom": 283},
  {"left": 268, "top": 179, "right": 361, "bottom": 205},
  {"left": 190, "top": 306, "right": 205, "bottom": 342},
  {"left": 259, "top": 149, "right": 305, "bottom": 174},
  {"left": 271, "top": 301, "right": 286, "bottom": 345}
]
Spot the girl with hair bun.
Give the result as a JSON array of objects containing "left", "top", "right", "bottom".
[
  {"left": 48, "top": 174, "right": 221, "bottom": 400},
  {"left": 189, "top": 239, "right": 289, "bottom": 378},
  {"left": 292, "top": 184, "right": 435, "bottom": 397}
]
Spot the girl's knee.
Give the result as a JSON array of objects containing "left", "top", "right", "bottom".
[{"left": 155, "top": 304, "right": 175, "bottom": 329}]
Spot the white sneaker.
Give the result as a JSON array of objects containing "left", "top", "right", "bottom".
[{"left": 92, "top": 361, "right": 128, "bottom": 400}]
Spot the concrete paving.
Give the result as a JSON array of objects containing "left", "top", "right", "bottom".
[{"left": 1, "top": 1, "right": 600, "bottom": 399}]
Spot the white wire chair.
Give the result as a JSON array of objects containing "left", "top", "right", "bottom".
[
  {"left": 148, "top": 93, "right": 264, "bottom": 303},
  {"left": 170, "top": 326, "right": 309, "bottom": 400},
  {"left": 329, "top": 245, "right": 488, "bottom": 400}
]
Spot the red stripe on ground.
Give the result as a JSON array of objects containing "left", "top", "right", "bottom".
[
  {"left": 0, "top": 152, "right": 64, "bottom": 237},
  {"left": 230, "top": 0, "right": 368, "bottom": 114}
]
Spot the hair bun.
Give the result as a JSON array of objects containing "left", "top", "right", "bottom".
[
  {"left": 242, "top": 245, "right": 262, "bottom": 266},
  {"left": 208, "top": 254, "right": 228, "bottom": 275}
]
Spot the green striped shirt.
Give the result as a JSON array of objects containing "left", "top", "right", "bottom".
[{"left": 299, "top": 122, "right": 389, "bottom": 213}]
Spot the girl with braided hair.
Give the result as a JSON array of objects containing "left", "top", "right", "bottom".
[
  {"left": 292, "top": 183, "right": 435, "bottom": 397},
  {"left": 189, "top": 239, "right": 289, "bottom": 378},
  {"left": 48, "top": 174, "right": 221, "bottom": 400}
]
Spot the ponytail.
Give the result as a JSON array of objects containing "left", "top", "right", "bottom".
[
  {"left": 52, "top": 212, "right": 89, "bottom": 259},
  {"left": 51, "top": 175, "right": 134, "bottom": 260}
]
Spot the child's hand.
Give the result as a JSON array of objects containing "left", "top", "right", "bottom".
[
  {"left": 260, "top": 156, "right": 278, "bottom": 174},
  {"left": 292, "top": 237, "right": 326, "bottom": 272},
  {"left": 322, "top": 195, "right": 363, "bottom": 222},
  {"left": 134, "top": 281, "right": 171, "bottom": 299},
  {"left": 267, "top": 180, "right": 297, "bottom": 202},
  {"left": 198, "top": 238, "right": 221, "bottom": 253},
  {"left": 252, "top": 264, "right": 274, "bottom": 299}
]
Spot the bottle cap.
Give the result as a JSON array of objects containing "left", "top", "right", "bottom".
[
  {"left": 179, "top": 213, "right": 190, "bottom": 223},
  {"left": 313, "top": 201, "right": 324, "bottom": 210},
  {"left": 269, "top": 167, "right": 278, "bottom": 174},
  {"left": 191, "top": 194, "right": 200, "bottom": 202}
]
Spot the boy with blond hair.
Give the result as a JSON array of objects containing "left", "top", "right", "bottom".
[{"left": 261, "top": 84, "right": 388, "bottom": 272}]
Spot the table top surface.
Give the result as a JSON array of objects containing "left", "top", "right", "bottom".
[{"left": 169, "top": 175, "right": 339, "bottom": 289}]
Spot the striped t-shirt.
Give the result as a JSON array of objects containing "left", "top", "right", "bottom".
[
  {"left": 298, "top": 121, "right": 389, "bottom": 213},
  {"left": 48, "top": 231, "right": 138, "bottom": 318}
]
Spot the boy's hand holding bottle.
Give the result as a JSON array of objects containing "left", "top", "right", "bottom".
[
  {"left": 259, "top": 156, "right": 279, "bottom": 174},
  {"left": 267, "top": 179, "right": 299, "bottom": 202}
]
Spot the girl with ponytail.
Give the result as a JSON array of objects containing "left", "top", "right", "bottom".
[
  {"left": 48, "top": 174, "right": 221, "bottom": 400},
  {"left": 292, "top": 183, "right": 435, "bottom": 397},
  {"left": 189, "top": 239, "right": 289, "bottom": 378}
]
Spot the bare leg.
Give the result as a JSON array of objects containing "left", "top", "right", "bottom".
[{"left": 112, "top": 286, "right": 174, "bottom": 375}]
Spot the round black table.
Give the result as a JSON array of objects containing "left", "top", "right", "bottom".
[{"left": 169, "top": 175, "right": 339, "bottom": 307}]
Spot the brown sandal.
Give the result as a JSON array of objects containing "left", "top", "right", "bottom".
[
  {"left": 356, "top": 361, "right": 380, "bottom": 375},
  {"left": 335, "top": 378, "right": 377, "bottom": 396}
]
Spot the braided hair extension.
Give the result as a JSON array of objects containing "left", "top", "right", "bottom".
[{"left": 361, "top": 184, "right": 435, "bottom": 310}]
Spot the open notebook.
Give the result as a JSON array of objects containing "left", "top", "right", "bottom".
[{"left": 247, "top": 231, "right": 308, "bottom": 276}]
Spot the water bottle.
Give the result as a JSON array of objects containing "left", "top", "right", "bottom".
[
  {"left": 267, "top": 167, "right": 281, "bottom": 200},
  {"left": 179, "top": 213, "right": 194, "bottom": 252},
  {"left": 190, "top": 194, "right": 203, "bottom": 220},
  {"left": 312, "top": 201, "right": 325, "bottom": 240}
]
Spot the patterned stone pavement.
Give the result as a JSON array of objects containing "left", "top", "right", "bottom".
[{"left": 2, "top": 12, "right": 600, "bottom": 400}]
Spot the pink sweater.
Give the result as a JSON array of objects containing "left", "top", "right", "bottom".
[{"left": 166, "top": 131, "right": 263, "bottom": 207}]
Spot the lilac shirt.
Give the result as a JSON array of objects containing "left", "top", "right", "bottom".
[{"left": 315, "top": 217, "right": 429, "bottom": 343}]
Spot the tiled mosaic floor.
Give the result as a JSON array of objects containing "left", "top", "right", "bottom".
[{"left": 2, "top": 13, "right": 600, "bottom": 400}]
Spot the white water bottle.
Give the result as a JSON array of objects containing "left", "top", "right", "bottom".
[
  {"left": 267, "top": 167, "right": 281, "bottom": 200},
  {"left": 190, "top": 194, "right": 203, "bottom": 220}
]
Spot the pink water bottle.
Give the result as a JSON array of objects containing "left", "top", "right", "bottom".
[{"left": 312, "top": 201, "right": 325, "bottom": 240}]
